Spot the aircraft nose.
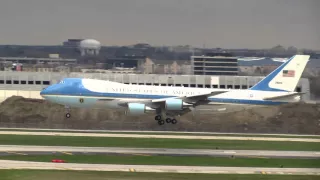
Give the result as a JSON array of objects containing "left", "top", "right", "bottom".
[
  {"left": 40, "top": 88, "right": 47, "bottom": 96},
  {"left": 40, "top": 84, "right": 60, "bottom": 97}
]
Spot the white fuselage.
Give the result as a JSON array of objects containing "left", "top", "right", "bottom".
[{"left": 41, "top": 79, "right": 300, "bottom": 111}]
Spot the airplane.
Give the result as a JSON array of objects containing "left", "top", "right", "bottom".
[{"left": 40, "top": 55, "right": 310, "bottom": 125}]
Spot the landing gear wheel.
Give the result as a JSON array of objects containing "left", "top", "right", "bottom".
[
  {"left": 165, "top": 118, "right": 172, "bottom": 123},
  {"left": 158, "top": 120, "right": 165, "bottom": 125},
  {"left": 171, "top": 119, "right": 177, "bottom": 124},
  {"left": 155, "top": 115, "right": 161, "bottom": 121},
  {"left": 66, "top": 113, "right": 71, "bottom": 118}
]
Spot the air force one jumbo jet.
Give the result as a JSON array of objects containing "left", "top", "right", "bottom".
[{"left": 40, "top": 55, "right": 310, "bottom": 125}]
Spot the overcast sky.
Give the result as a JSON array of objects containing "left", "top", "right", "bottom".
[{"left": 0, "top": 0, "right": 319, "bottom": 49}]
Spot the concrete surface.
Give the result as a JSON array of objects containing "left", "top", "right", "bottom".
[
  {"left": 0, "top": 160, "right": 319, "bottom": 175},
  {"left": 1, "top": 128, "right": 319, "bottom": 137},
  {"left": 0, "top": 131, "right": 319, "bottom": 142},
  {"left": 0, "top": 145, "right": 319, "bottom": 159}
]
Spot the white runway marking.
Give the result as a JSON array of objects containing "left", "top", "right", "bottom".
[
  {"left": 0, "top": 145, "right": 319, "bottom": 158},
  {"left": 1, "top": 128, "right": 319, "bottom": 137},
  {"left": 0, "top": 131, "right": 319, "bottom": 142}
]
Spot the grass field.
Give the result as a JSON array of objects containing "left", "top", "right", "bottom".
[
  {"left": 0, "top": 170, "right": 319, "bottom": 180},
  {"left": 0, "top": 154, "right": 320, "bottom": 168},
  {"left": 0, "top": 134, "right": 319, "bottom": 151},
  {"left": 1, "top": 129, "right": 319, "bottom": 139}
]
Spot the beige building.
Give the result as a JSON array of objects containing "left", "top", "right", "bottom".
[{"left": 143, "top": 59, "right": 191, "bottom": 74}]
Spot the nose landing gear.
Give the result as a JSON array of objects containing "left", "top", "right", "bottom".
[
  {"left": 65, "top": 106, "right": 71, "bottom": 118},
  {"left": 66, "top": 113, "right": 71, "bottom": 118}
]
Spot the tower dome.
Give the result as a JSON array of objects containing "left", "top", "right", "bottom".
[{"left": 79, "top": 39, "right": 101, "bottom": 56}]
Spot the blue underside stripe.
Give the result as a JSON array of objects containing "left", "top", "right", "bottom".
[
  {"left": 45, "top": 93, "right": 287, "bottom": 106},
  {"left": 207, "top": 98, "right": 286, "bottom": 105}
]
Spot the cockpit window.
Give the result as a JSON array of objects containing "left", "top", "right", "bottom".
[{"left": 58, "top": 78, "right": 79, "bottom": 85}]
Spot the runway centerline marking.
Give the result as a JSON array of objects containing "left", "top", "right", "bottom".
[
  {"left": 5, "top": 151, "right": 27, "bottom": 156},
  {"left": 59, "top": 151, "right": 73, "bottom": 155}
]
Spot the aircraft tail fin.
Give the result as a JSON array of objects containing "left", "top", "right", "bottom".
[{"left": 249, "top": 55, "right": 310, "bottom": 92}]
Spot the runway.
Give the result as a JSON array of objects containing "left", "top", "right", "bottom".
[
  {"left": 0, "top": 160, "right": 319, "bottom": 175},
  {"left": 1, "top": 129, "right": 319, "bottom": 176},
  {"left": 2, "top": 128, "right": 320, "bottom": 137},
  {"left": 0, "top": 131, "right": 319, "bottom": 142},
  {"left": 0, "top": 145, "right": 319, "bottom": 159}
]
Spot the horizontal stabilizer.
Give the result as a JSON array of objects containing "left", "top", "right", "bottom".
[{"left": 263, "top": 92, "right": 305, "bottom": 101}]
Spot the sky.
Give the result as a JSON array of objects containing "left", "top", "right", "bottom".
[{"left": 0, "top": 0, "right": 319, "bottom": 49}]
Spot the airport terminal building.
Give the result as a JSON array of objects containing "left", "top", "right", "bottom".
[
  {"left": 0, "top": 71, "right": 310, "bottom": 101},
  {"left": 191, "top": 52, "right": 238, "bottom": 76}
]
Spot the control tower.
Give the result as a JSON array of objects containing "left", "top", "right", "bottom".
[{"left": 79, "top": 39, "right": 101, "bottom": 56}]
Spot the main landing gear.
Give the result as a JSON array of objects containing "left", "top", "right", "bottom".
[{"left": 154, "top": 115, "right": 177, "bottom": 125}]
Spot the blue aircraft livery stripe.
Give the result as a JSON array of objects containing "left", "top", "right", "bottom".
[
  {"left": 42, "top": 93, "right": 287, "bottom": 106},
  {"left": 42, "top": 93, "right": 176, "bottom": 99}
]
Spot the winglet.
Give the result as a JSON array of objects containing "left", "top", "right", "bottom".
[{"left": 249, "top": 55, "right": 310, "bottom": 92}]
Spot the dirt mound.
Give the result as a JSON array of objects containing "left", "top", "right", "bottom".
[{"left": 0, "top": 96, "right": 319, "bottom": 134}]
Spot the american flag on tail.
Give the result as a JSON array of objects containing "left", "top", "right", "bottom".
[{"left": 282, "top": 70, "right": 295, "bottom": 77}]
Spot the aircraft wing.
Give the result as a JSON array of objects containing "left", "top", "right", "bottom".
[
  {"left": 116, "top": 91, "right": 228, "bottom": 107},
  {"left": 263, "top": 92, "right": 305, "bottom": 101},
  {"left": 151, "top": 91, "right": 228, "bottom": 104}
]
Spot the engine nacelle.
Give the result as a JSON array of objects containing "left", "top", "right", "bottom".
[
  {"left": 125, "top": 103, "right": 154, "bottom": 116},
  {"left": 165, "top": 99, "right": 184, "bottom": 111}
]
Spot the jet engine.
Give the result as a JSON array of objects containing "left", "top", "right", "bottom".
[
  {"left": 125, "top": 103, "right": 155, "bottom": 115},
  {"left": 165, "top": 99, "right": 192, "bottom": 111}
]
